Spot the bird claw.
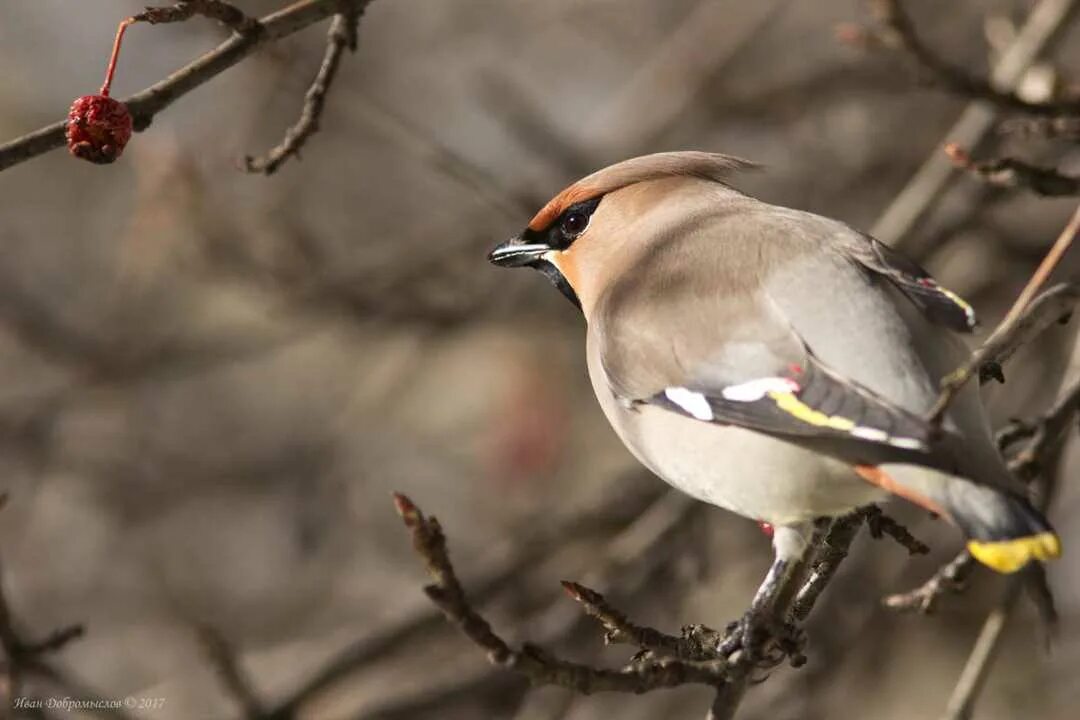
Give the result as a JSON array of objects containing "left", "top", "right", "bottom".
[{"left": 717, "top": 609, "right": 806, "bottom": 669}]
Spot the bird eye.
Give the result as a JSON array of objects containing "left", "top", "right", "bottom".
[{"left": 560, "top": 211, "right": 589, "bottom": 237}]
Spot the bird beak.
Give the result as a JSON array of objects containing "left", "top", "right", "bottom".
[{"left": 488, "top": 237, "right": 551, "bottom": 267}]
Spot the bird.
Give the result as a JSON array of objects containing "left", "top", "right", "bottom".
[{"left": 488, "top": 151, "right": 1060, "bottom": 654}]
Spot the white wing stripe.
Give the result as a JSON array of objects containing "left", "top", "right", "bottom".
[
  {"left": 663, "top": 387, "right": 714, "bottom": 421},
  {"left": 720, "top": 377, "right": 800, "bottom": 402}
]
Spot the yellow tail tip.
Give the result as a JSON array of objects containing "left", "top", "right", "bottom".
[{"left": 967, "top": 532, "right": 1062, "bottom": 574}]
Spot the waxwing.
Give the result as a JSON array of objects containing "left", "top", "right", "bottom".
[{"left": 489, "top": 152, "right": 1060, "bottom": 626}]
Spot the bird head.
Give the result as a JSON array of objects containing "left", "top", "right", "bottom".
[{"left": 488, "top": 151, "right": 755, "bottom": 313}]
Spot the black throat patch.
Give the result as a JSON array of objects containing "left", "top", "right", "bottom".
[{"left": 531, "top": 258, "right": 581, "bottom": 310}]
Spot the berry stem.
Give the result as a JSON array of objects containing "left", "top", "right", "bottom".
[{"left": 101, "top": 18, "right": 135, "bottom": 97}]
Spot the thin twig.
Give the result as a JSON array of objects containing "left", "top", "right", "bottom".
[
  {"left": 937, "top": 366, "right": 1075, "bottom": 718},
  {"left": 928, "top": 280, "right": 1079, "bottom": 424},
  {"left": 0, "top": 523, "right": 86, "bottom": 704},
  {"left": 1001, "top": 115, "right": 1080, "bottom": 139},
  {"left": 197, "top": 626, "right": 266, "bottom": 719},
  {"left": 133, "top": 0, "right": 263, "bottom": 36},
  {"left": 392, "top": 493, "right": 741, "bottom": 695},
  {"left": 868, "top": 0, "right": 1079, "bottom": 249},
  {"left": 1008, "top": 376, "right": 1080, "bottom": 480},
  {"left": 940, "top": 576, "right": 1024, "bottom": 720},
  {"left": 352, "top": 490, "right": 699, "bottom": 720},
  {"left": 871, "top": 0, "right": 1080, "bottom": 116},
  {"left": 0, "top": 0, "right": 377, "bottom": 172},
  {"left": 560, "top": 582, "right": 714, "bottom": 661},
  {"left": 882, "top": 551, "right": 977, "bottom": 613},
  {"left": 945, "top": 143, "right": 1080, "bottom": 197},
  {"left": 260, "top": 480, "right": 666, "bottom": 719},
  {"left": 394, "top": 487, "right": 873, "bottom": 720},
  {"left": 861, "top": 506, "right": 931, "bottom": 556},
  {"left": 243, "top": 9, "right": 361, "bottom": 174},
  {"left": 889, "top": 374, "right": 1078, "bottom": 616}
]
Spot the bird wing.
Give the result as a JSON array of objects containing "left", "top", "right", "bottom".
[
  {"left": 593, "top": 209, "right": 963, "bottom": 472},
  {"left": 843, "top": 233, "right": 978, "bottom": 332}
]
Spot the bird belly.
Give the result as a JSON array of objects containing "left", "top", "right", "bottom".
[{"left": 586, "top": 344, "right": 887, "bottom": 524}]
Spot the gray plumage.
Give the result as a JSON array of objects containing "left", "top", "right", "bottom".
[{"left": 490, "top": 151, "right": 1058, "bottom": 575}]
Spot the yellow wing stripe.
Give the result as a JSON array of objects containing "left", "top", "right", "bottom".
[
  {"left": 767, "top": 389, "right": 925, "bottom": 449},
  {"left": 934, "top": 283, "right": 977, "bottom": 326},
  {"left": 769, "top": 390, "right": 855, "bottom": 431},
  {"left": 967, "top": 532, "right": 1061, "bottom": 574}
]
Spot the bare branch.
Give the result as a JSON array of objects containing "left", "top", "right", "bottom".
[
  {"left": 0, "top": 499, "right": 86, "bottom": 704},
  {"left": 928, "top": 280, "right": 1079, "bottom": 424},
  {"left": 197, "top": 626, "right": 266, "bottom": 719},
  {"left": 1007, "top": 376, "right": 1080, "bottom": 482},
  {"left": 706, "top": 681, "right": 749, "bottom": 720},
  {"left": 260, "top": 480, "right": 667, "bottom": 719},
  {"left": 890, "top": 373, "right": 1077, "bottom": 617},
  {"left": 870, "top": 0, "right": 1080, "bottom": 116},
  {"left": 941, "top": 581, "right": 1024, "bottom": 720},
  {"left": 0, "top": 0, "right": 378, "bottom": 173},
  {"left": 883, "top": 551, "right": 977, "bottom": 613},
  {"left": 789, "top": 514, "right": 865, "bottom": 623},
  {"left": 560, "top": 582, "right": 717, "bottom": 661},
  {"left": 393, "top": 491, "right": 877, "bottom": 718},
  {"left": 244, "top": 9, "right": 362, "bottom": 174},
  {"left": 945, "top": 143, "right": 1080, "bottom": 197},
  {"left": 867, "top": 0, "right": 1079, "bottom": 250},
  {"left": 392, "top": 493, "right": 741, "bottom": 696},
  {"left": 133, "top": 0, "right": 263, "bottom": 35},
  {"left": 1000, "top": 115, "right": 1080, "bottom": 139},
  {"left": 861, "top": 506, "right": 931, "bottom": 556},
  {"left": 937, "top": 360, "right": 1073, "bottom": 718}
]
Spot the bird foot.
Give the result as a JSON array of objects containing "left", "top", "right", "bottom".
[{"left": 717, "top": 609, "right": 806, "bottom": 669}]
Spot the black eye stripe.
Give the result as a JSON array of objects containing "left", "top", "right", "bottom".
[{"left": 550, "top": 197, "right": 601, "bottom": 249}]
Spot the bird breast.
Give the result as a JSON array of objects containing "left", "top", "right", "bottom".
[{"left": 584, "top": 332, "right": 888, "bottom": 524}]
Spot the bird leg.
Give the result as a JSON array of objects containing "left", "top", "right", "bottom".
[{"left": 718, "top": 524, "right": 811, "bottom": 667}]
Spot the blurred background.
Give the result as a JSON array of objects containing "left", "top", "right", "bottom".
[{"left": 1, "top": 1, "right": 1079, "bottom": 718}]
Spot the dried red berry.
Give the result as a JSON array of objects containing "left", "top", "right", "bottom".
[
  {"left": 67, "top": 18, "right": 135, "bottom": 164},
  {"left": 66, "top": 94, "right": 132, "bottom": 164}
]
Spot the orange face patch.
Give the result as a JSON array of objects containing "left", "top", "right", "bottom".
[{"left": 546, "top": 246, "right": 582, "bottom": 294}]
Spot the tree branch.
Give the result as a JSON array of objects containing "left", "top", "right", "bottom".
[
  {"left": 133, "top": 0, "right": 263, "bottom": 35},
  {"left": 392, "top": 493, "right": 741, "bottom": 697},
  {"left": 1006, "top": 376, "right": 1080, "bottom": 482},
  {"left": 936, "top": 361, "right": 1076, "bottom": 718},
  {"left": 260, "top": 480, "right": 667, "bottom": 719},
  {"left": 243, "top": 9, "right": 361, "bottom": 174},
  {"left": 197, "top": 626, "right": 266, "bottom": 720},
  {"left": 861, "top": 506, "right": 931, "bottom": 556},
  {"left": 883, "top": 551, "right": 977, "bottom": 613},
  {"left": 945, "top": 143, "right": 1080, "bottom": 197},
  {"left": 1001, "top": 114, "right": 1080, "bottom": 139},
  {"left": 870, "top": 0, "right": 1080, "bottom": 116},
  {"left": 560, "top": 582, "right": 719, "bottom": 662},
  {"left": 941, "top": 581, "right": 1024, "bottom": 720},
  {"left": 867, "top": 0, "right": 1079, "bottom": 251},
  {"left": 394, "top": 492, "right": 879, "bottom": 719},
  {"left": 928, "top": 280, "right": 1079, "bottom": 424},
  {"left": 0, "top": 0, "right": 377, "bottom": 173},
  {"left": 888, "top": 372, "right": 1078, "bottom": 618},
  {"left": 0, "top": 495, "right": 86, "bottom": 705}
]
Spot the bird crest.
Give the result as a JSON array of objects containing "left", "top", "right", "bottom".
[{"left": 527, "top": 151, "right": 757, "bottom": 231}]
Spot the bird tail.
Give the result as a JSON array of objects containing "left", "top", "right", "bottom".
[
  {"left": 954, "top": 484, "right": 1060, "bottom": 573},
  {"left": 859, "top": 465, "right": 1061, "bottom": 573}
]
